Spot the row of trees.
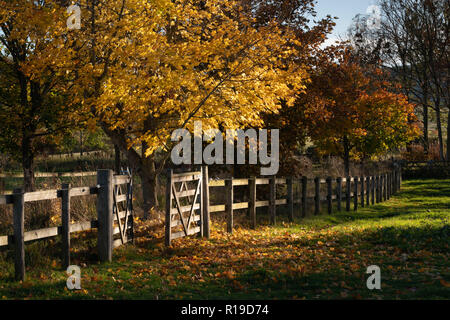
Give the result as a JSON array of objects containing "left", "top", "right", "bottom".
[
  {"left": 349, "top": 0, "right": 449, "bottom": 159},
  {"left": 0, "top": 0, "right": 418, "bottom": 217},
  {"left": 269, "top": 46, "right": 418, "bottom": 176}
]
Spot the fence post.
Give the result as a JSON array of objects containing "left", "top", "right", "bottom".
[
  {"left": 392, "top": 171, "right": 395, "bottom": 194},
  {"left": 378, "top": 175, "right": 382, "bottom": 202},
  {"left": 336, "top": 177, "right": 342, "bottom": 211},
  {"left": 393, "top": 170, "right": 398, "bottom": 194},
  {"left": 378, "top": 174, "right": 383, "bottom": 202},
  {"left": 366, "top": 176, "right": 370, "bottom": 206},
  {"left": 297, "top": 180, "right": 301, "bottom": 217},
  {"left": 353, "top": 176, "right": 358, "bottom": 211},
  {"left": 127, "top": 175, "right": 134, "bottom": 244},
  {"left": 301, "top": 176, "right": 307, "bottom": 218},
  {"left": 371, "top": 176, "right": 375, "bottom": 205},
  {"left": 202, "top": 166, "right": 210, "bottom": 239},
  {"left": 398, "top": 167, "right": 402, "bottom": 190},
  {"left": 397, "top": 170, "right": 400, "bottom": 192},
  {"left": 165, "top": 169, "right": 173, "bottom": 246},
  {"left": 380, "top": 175, "right": 383, "bottom": 200},
  {"left": 396, "top": 170, "right": 399, "bottom": 193},
  {"left": 198, "top": 167, "right": 204, "bottom": 238},
  {"left": 226, "top": 179, "right": 234, "bottom": 233},
  {"left": 379, "top": 175, "right": 383, "bottom": 202},
  {"left": 61, "top": 183, "right": 71, "bottom": 269},
  {"left": 269, "top": 176, "right": 276, "bottom": 224},
  {"left": 373, "top": 176, "right": 378, "bottom": 204},
  {"left": 249, "top": 177, "right": 257, "bottom": 229},
  {"left": 380, "top": 175, "right": 384, "bottom": 201},
  {"left": 13, "top": 188, "right": 25, "bottom": 281},
  {"left": 97, "top": 169, "right": 113, "bottom": 262},
  {"left": 386, "top": 173, "right": 389, "bottom": 200},
  {"left": 346, "top": 177, "right": 351, "bottom": 212},
  {"left": 381, "top": 175, "right": 384, "bottom": 202},
  {"left": 374, "top": 176, "right": 379, "bottom": 203},
  {"left": 361, "top": 176, "right": 365, "bottom": 208},
  {"left": 314, "top": 177, "right": 320, "bottom": 215},
  {"left": 396, "top": 170, "right": 399, "bottom": 192},
  {"left": 393, "top": 171, "right": 395, "bottom": 194},
  {"left": 326, "top": 177, "right": 332, "bottom": 215},
  {"left": 287, "top": 177, "right": 294, "bottom": 222},
  {"left": 383, "top": 174, "right": 387, "bottom": 201},
  {"left": 391, "top": 172, "right": 394, "bottom": 196},
  {"left": 387, "top": 172, "right": 391, "bottom": 200}
]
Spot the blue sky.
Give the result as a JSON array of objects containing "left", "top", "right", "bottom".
[{"left": 314, "top": 0, "right": 379, "bottom": 45}]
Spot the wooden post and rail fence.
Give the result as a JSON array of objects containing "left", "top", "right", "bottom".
[
  {"left": 1, "top": 166, "right": 402, "bottom": 281},
  {"left": 0, "top": 169, "right": 133, "bottom": 281},
  {"left": 165, "top": 166, "right": 402, "bottom": 245}
]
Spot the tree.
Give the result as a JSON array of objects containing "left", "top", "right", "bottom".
[
  {"left": 0, "top": 1, "right": 77, "bottom": 190},
  {"left": 295, "top": 47, "right": 419, "bottom": 176},
  {"left": 43, "top": 0, "right": 314, "bottom": 217},
  {"left": 261, "top": 8, "right": 337, "bottom": 175},
  {"left": 57, "top": 128, "right": 109, "bottom": 155},
  {"left": 349, "top": 0, "right": 449, "bottom": 159}
]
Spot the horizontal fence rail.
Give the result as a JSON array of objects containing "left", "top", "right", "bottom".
[
  {"left": 0, "top": 171, "right": 97, "bottom": 178},
  {"left": 0, "top": 186, "right": 98, "bottom": 205},
  {"left": 0, "top": 220, "right": 99, "bottom": 247}
]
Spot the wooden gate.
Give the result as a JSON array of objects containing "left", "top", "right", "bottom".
[
  {"left": 165, "top": 169, "right": 205, "bottom": 246},
  {"left": 113, "top": 168, "right": 134, "bottom": 248}
]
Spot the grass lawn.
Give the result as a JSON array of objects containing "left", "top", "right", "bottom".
[{"left": 0, "top": 179, "right": 449, "bottom": 300}]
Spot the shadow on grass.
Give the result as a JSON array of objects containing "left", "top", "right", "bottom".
[
  {"left": 276, "top": 179, "right": 450, "bottom": 230},
  {"left": 399, "top": 179, "right": 450, "bottom": 198},
  {"left": 0, "top": 219, "right": 448, "bottom": 299},
  {"left": 125, "top": 223, "right": 449, "bottom": 299}
]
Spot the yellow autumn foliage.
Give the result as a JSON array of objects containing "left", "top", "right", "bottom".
[{"left": 1, "top": 0, "right": 309, "bottom": 155}]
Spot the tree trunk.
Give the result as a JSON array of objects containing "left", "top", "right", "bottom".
[
  {"left": 447, "top": 107, "right": 450, "bottom": 161},
  {"left": 100, "top": 124, "right": 162, "bottom": 220},
  {"left": 22, "top": 136, "right": 35, "bottom": 192},
  {"left": 423, "top": 103, "right": 429, "bottom": 154},
  {"left": 80, "top": 131, "right": 84, "bottom": 156},
  {"left": 361, "top": 157, "right": 366, "bottom": 176},
  {"left": 436, "top": 107, "right": 445, "bottom": 160},
  {"left": 141, "top": 152, "right": 159, "bottom": 219},
  {"left": 421, "top": 85, "right": 429, "bottom": 154},
  {"left": 114, "top": 144, "right": 121, "bottom": 173},
  {"left": 343, "top": 135, "right": 350, "bottom": 177},
  {"left": 18, "top": 72, "right": 35, "bottom": 192},
  {"left": 141, "top": 171, "right": 159, "bottom": 220}
]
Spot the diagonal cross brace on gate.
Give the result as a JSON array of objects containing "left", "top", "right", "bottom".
[
  {"left": 165, "top": 166, "right": 210, "bottom": 246},
  {"left": 98, "top": 169, "right": 134, "bottom": 262}
]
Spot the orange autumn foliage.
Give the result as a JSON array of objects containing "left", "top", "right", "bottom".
[{"left": 277, "top": 46, "right": 419, "bottom": 173}]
